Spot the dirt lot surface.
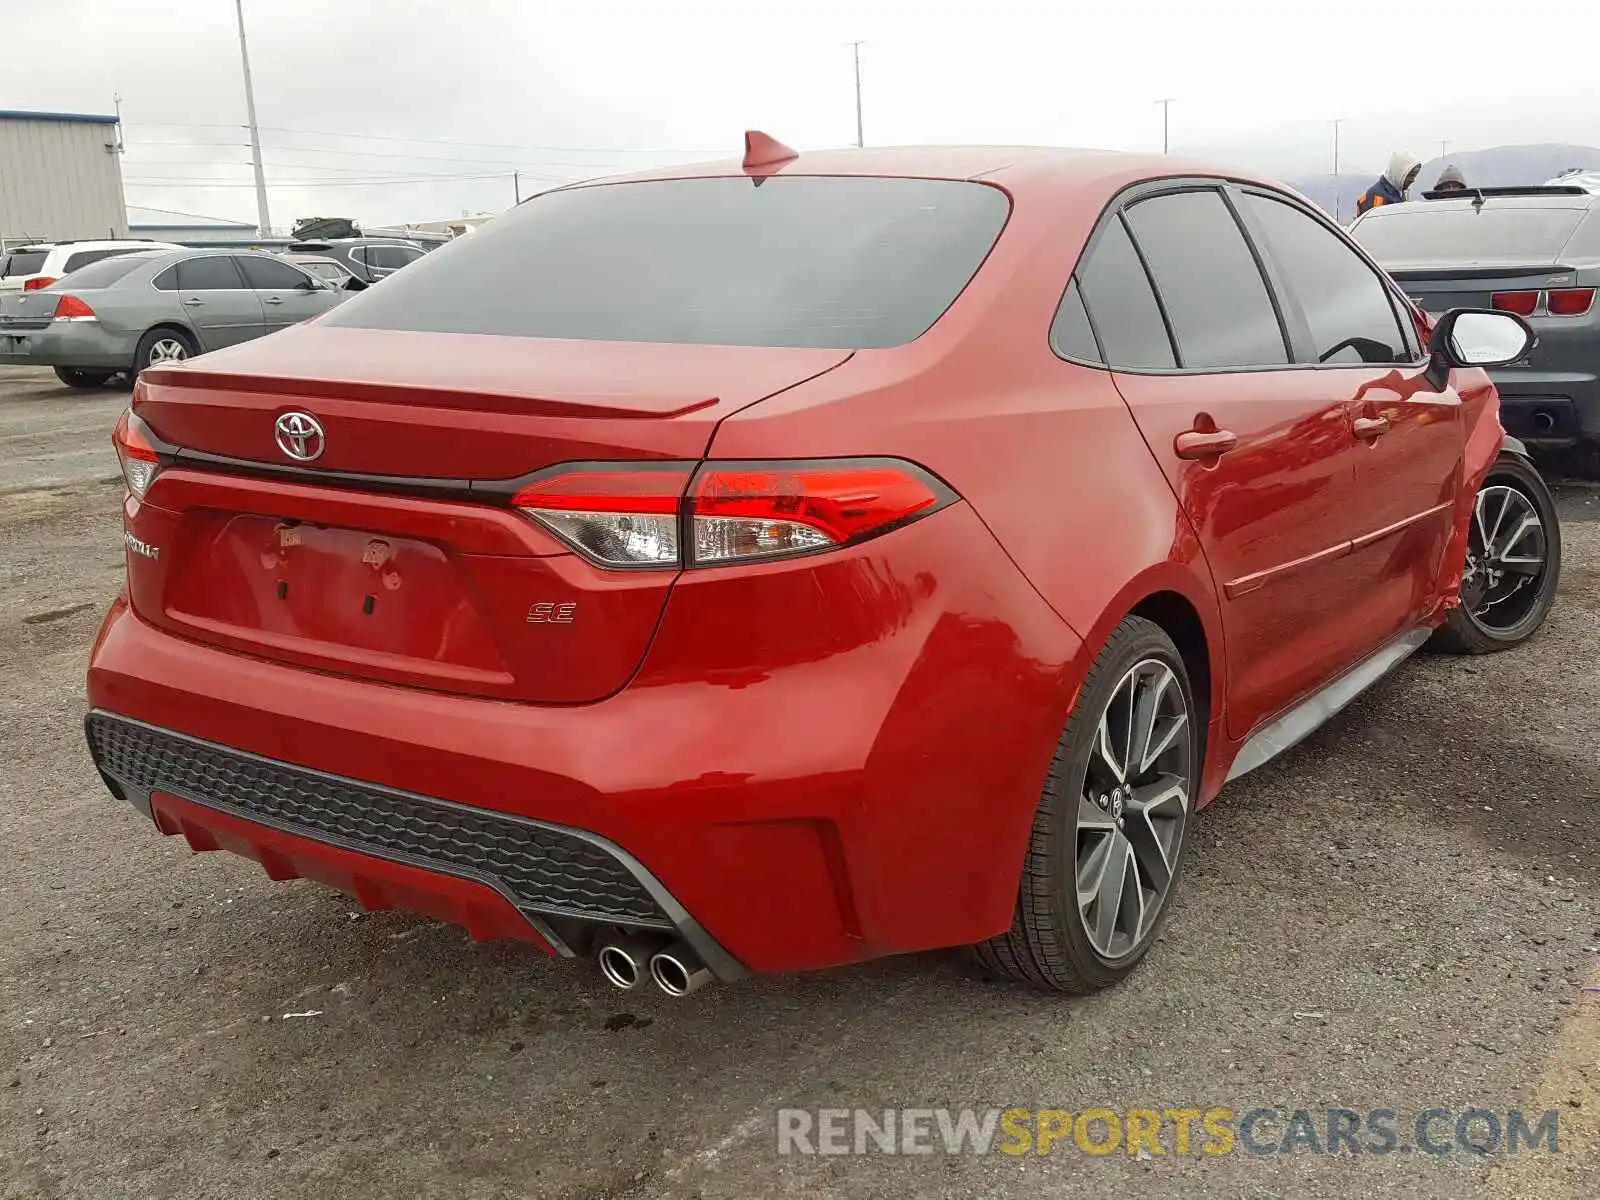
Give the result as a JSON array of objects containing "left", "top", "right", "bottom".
[{"left": 1, "top": 364, "right": 1596, "bottom": 1198}]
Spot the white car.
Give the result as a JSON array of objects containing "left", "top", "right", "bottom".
[{"left": 0, "top": 239, "right": 183, "bottom": 293}]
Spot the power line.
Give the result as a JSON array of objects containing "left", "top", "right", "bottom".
[{"left": 125, "top": 172, "right": 514, "bottom": 188}]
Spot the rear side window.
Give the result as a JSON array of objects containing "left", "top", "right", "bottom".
[
  {"left": 177, "top": 256, "right": 245, "bottom": 291},
  {"left": 1124, "top": 190, "right": 1288, "bottom": 370},
  {"left": 62, "top": 248, "right": 131, "bottom": 274},
  {"left": 1076, "top": 219, "right": 1175, "bottom": 370},
  {"left": 1243, "top": 193, "right": 1410, "bottom": 365},
  {"left": 326, "top": 176, "right": 1011, "bottom": 349},
  {"left": 49, "top": 254, "right": 155, "bottom": 289},
  {"left": 1051, "top": 278, "right": 1102, "bottom": 363},
  {"left": 1, "top": 250, "right": 48, "bottom": 277}
]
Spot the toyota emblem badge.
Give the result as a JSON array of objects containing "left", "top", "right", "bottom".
[{"left": 274, "top": 411, "right": 325, "bottom": 462}]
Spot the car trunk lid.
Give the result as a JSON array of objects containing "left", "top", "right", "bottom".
[
  {"left": 1384, "top": 261, "right": 1580, "bottom": 313},
  {"left": 127, "top": 325, "right": 851, "bottom": 703}
]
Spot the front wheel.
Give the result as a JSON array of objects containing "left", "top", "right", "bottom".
[
  {"left": 53, "top": 367, "right": 112, "bottom": 390},
  {"left": 975, "top": 616, "right": 1198, "bottom": 993},
  {"left": 1430, "top": 452, "right": 1562, "bottom": 654}
]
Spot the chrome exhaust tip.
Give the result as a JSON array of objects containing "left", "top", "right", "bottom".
[
  {"left": 649, "top": 943, "right": 713, "bottom": 997},
  {"left": 596, "top": 932, "right": 666, "bottom": 990}
]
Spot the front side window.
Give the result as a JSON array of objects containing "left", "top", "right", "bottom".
[
  {"left": 238, "top": 255, "right": 315, "bottom": 291},
  {"left": 1076, "top": 218, "right": 1175, "bottom": 370},
  {"left": 1124, "top": 190, "right": 1289, "bottom": 370},
  {"left": 1244, "top": 193, "right": 1410, "bottom": 365},
  {"left": 326, "top": 176, "right": 1012, "bottom": 349}
]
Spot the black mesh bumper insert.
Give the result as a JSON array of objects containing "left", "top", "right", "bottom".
[{"left": 85, "top": 713, "right": 669, "bottom": 927}]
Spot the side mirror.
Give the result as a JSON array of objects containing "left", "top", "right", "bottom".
[{"left": 1426, "top": 308, "right": 1536, "bottom": 388}]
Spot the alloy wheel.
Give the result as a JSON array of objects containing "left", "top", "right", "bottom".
[
  {"left": 147, "top": 338, "right": 188, "bottom": 367},
  {"left": 1075, "top": 658, "right": 1193, "bottom": 961},
  {"left": 1461, "top": 483, "right": 1548, "bottom": 633}
]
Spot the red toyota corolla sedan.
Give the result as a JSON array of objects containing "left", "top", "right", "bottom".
[{"left": 86, "top": 137, "right": 1561, "bottom": 996}]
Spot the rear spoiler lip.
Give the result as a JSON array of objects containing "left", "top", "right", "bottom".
[{"left": 1384, "top": 262, "right": 1576, "bottom": 281}]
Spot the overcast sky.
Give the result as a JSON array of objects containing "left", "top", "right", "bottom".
[{"left": 9, "top": 0, "right": 1600, "bottom": 231}]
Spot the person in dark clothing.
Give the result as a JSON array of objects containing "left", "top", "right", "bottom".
[{"left": 1356, "top": 152, "right": 1423, "bottom": 215}]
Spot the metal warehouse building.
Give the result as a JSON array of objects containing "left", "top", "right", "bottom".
[{"left": 0, "top": 109, "right": 129, "bottom": 245}]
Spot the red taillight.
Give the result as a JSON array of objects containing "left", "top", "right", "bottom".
[
  {"left": 1491, "top": 291, "right": 1539, "bottom": 316},
  {"left": 52, "top": 294, "right": 95, "bottom": 321},
  {"left": 512, "top": 459, "right": 951, "bottom": 569},
  {"left": 690, "top": 463, "right": 943, "bottom": 563},
  {"left": 112, "top": 409, "right": 161, "bottom": 501},
  {"left": 22, "top": 276, "right": 57, "bottom": 291},
  {"left": 1546, "top": 287, "right": 1595, "bottom": 317}
]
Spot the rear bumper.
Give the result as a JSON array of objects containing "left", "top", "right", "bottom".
[
  {"left": 1489, "top": 369, "right": 1600, "bottom": 448},
  {"left": 0, "top": 321, "right": 136, "bottom": 370},
  {"left": 86, "top": 502, "right": 1083, "bottom": 975}
]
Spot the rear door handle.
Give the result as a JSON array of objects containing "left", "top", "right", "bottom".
[
  {"left": 1174, "top": 429, "right": 1238, "bottom": 460},
  {"left": 182, "top": 297, "right": 203, "bottom": 307},
  {"left": 264, "top": 296, "right": 283, "bottom": 305},
  {"left": 1353, "top": 415, "right": 1390, "bottom": 440}
]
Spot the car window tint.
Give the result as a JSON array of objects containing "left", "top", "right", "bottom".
[
  {"left": 49, "top": 254, "right": 155, "bottom": 289},
  {"left": 1076, "top": 218, "right": 1175, "bottom": 370},
  {"left": 1051, "top": 277, "right": 1102, "bottom": 363},
  {"left": 152, "top": 265, "right": 179, "bottom": 291},
  {"left": 62, "top": 249, "right": 127, "bottom": 273},
  {"left": 326, "top": 177, "right": 1011, "bottom": 349},
  {"left": 1244, "top": 193, "right": 1410, "bottom": 365},
  {"left": 1352, "top": 203, "right": 1586, "bottom": 265},
  {"left": 239, "top": 255, "right": 313, "bottom": 290},
  {"left": 1, "top": 250, "right": 48, "bottom": 277},
  {"left": 1124, "top": 190, "right": 1288, "bottom": 369},
  {"left": 177, "top": 256, "right": 245, "bottom": 291}
]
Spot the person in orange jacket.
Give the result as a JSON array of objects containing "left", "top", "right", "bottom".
[{"left": 1356, "top": 152, "right": 1423, "bottom": 215}]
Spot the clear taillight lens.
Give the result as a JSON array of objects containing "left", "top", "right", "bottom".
[
  {"left": 112, "top": 409, "right": 161, "bottom": 500},
  {"left": 512, "top": 459, "right": 952, "bottom": 569},
  {"left": 512, "top": 466, "right": 690, "bottom": 567}
]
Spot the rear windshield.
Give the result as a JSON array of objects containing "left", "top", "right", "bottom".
[
  {"left": 53, "top": 253, "right": 159, "bottom": 289},
  {"left": 325, "top": 176, "right": 1011, "bottom": 348},
  {"left": 0, "top": 250, "right": 48, "bottom": 277},
  {"left": 1352, "top": 203, "right": 1588, "bottom": 266}
]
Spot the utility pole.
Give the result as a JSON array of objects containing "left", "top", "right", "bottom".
[
  {"left": 848, "top": 41, "right": 865, "bottom": 148},
  {"left": 1439, "top": 139, "right": 1449, "bottom": 159},
  {"left": 1332, "top": 117, "right": 1344, "bottom": 223},
  {"left": 514, "top": 171, "right": 521, "bottom": 204},
  {"left": 1156, "top": 98, "right": 1176, "bottom": 153},
  {"left": 234, "top": 0, "right": 272, "bottom": 238},
  {"left": 111, "top": 92, "right": 125, "bottom": 155}
]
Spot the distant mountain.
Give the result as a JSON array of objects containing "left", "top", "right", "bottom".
[{"left": 1286, "top": 143, "right": 1600, "bottom": 221}]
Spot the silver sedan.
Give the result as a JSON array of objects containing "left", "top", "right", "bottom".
[{"left": 0, "top": 248, "right": 350, "bottom": 389}]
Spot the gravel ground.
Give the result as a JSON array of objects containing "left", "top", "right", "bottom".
[{"left": 1, "top": 364, "right": 1596, "bottom": 1199}]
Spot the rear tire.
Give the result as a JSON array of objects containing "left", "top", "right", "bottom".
[
  {"left": 1429, "top": 451, "right": 1561, "bottom": 654},
  {"left": 976, "top": 616, "right": 1198, "bottom": 993},
  {"left": 53, "top": 367, "right": 112, "bottom": 390},
  {"left": 133, "top": 327, "right": 197, "bottom": 375}
]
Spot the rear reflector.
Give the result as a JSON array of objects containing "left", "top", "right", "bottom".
[
  {"left": 513, "top": 459, "right": 952, "bottom": 569},
  {"left": 1546, "top": 287, "right": 1595, "bottom": 316},
  {"left": 113, "top": 409, "right": 161, "bottom": 500},
  {"left": 22, "top": 276, "right": 56, "bottom": 292},
  {"left": 52, "top": 294, "right": 96, "bottom": 321},
  {"left": 1491, "top": 291, "right": 1538, "bottom": 316}
]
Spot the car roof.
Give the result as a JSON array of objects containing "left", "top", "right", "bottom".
[
  {"left": 10, "top": 239, "right": 180, "bottom": 252},
  {"left": 556, "top": 144, "right": 1292, "bottom": 200}
]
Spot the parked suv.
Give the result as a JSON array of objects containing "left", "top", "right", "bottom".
[
  {"left": 0, "top": 239, "right": 182, "bottom": 293},
  {"left": 284, "top": 238, "right": 424, "bottom": 284},
  {"left": 87, "top": 145, "right": 1561, "bottom": 997}
]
